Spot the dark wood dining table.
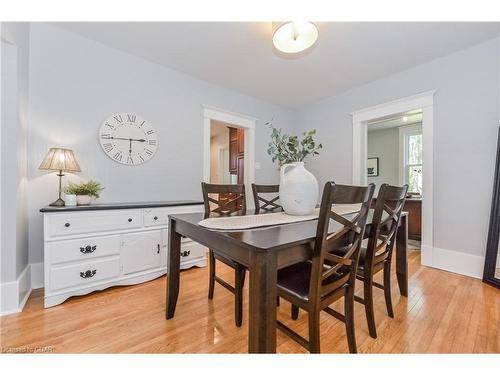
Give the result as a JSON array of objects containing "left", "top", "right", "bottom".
[{"left": 165, "top": 209, "right": 408, "bottom": 353}]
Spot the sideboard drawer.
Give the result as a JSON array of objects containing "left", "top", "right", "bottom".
[
  {"left": 143, "top": 205, "right": 204, "bottom": 227},
  {"left": 49, "top": 235, "right": 121, "bottom": 265},
  {"left": 46, "top": 210, "right": 142, "bottom": 237},
  {"left": 49, "top": 258, "right": 120, "bottom": 291}
]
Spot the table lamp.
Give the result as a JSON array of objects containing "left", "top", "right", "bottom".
[{"left": 39, "top": 147, "right": 81, "bottom": 207}]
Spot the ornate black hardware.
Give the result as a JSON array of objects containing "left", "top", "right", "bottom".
[
  {"left": 80, "top": 245, "right": 96, "bottom": 254},
  {"left": 128, "top": 218, "right": 133, "bottom": 222},
  {"left": 80, "top": 269, "right": 96, "bottom": 278},
  {"left": 153, "top": 216, "right": 158, "bottom": 220},
  {"left": 157, "top": 244, "right": 160, "bottom": 254},
  {"left": 180, "top": 250, "right": 191, "bottom": 257},
  {"left": 65, "top": 223, "right": 70, "bottom": 227}
]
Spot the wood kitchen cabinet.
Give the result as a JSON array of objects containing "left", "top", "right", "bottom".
[{"left": 229, "top": 127, "right": 244, "bottom": 181}]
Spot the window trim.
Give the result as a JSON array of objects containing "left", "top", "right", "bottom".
[{"left": 399, "top": 124, "right": 423, "bottom": 189}]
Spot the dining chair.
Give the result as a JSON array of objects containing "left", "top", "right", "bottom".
[
  {"left": 276, "top": 182, "right": 375, "bottom": 353},
  {"left": 251, "top": 184, "right": 282, "bottom": 213},
  {"left": 201, "top": 182, "right": 247, "bottom": 327},
  {"left": 337, "top": 183, "right": 408, "bottom": 339}
]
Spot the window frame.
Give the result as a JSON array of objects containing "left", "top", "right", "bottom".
[{"left": 399, "top": 124, "right": 423, "bottom": 194}]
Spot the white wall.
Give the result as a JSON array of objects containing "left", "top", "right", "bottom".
[
  {"left": 296, "top": 37, "right": 500, "bottom": 268},
  {"left": 1, "top": 23, "right": 30, "bottom": 283},
  {"left": 367, "top": 128, "right": 400, "bottom": 191},
  {"left": 26, "top": 23, "right": 295, "bottom": 265},
  {"left": 210, "top": 124, "right": 230, "bottom": 183}
]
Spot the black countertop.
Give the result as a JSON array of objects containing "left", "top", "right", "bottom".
[{"left": 40, "top": 200, "right": 204, "bottom": 213}]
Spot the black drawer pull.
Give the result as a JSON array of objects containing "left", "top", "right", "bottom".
[
  {"left": 80, "top": 269, "right": 96, "bottom": 278},
  {"left": 154, "top": 216, "right": 158, "bottom": 220},
  {"left": 181, "top": 250, "right": 191, "bottom": 257},
  {"left": 65, "top": 223, "right": 70, "bottom": 227},
  {"left": 157, "top": 244, "right": 160, "bottom": 254},
  {"left": 128, "top": 218, "right": 133, "bottom": 222},
  {"left": 80, "top": 245, "right": 96, "bottom": 254}
]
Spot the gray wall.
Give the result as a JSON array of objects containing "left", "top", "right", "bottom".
[
  {"left": 1, "top": 23, "right": 30, "bottom": 283},
  {"left": 296, "top": 37, "right": 500, "bottom": 258},
  {"left": 26, "top": 23, "right": 295, "bottom": 264},
  {"left": 367, "top": 128, "right": 400, "bottom": 191}
]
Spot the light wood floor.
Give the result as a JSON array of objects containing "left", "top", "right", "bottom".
[{"left": 1, "top": 250, "right": 499, "bottom": 353}]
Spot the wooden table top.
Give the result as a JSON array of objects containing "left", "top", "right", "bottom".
[{"left": 169, "top": 209, "right": 408, "bottom": 252}]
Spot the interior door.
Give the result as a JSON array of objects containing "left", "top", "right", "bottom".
[{"left": 122, "top": 230, "right": 162, "bottom": 274}]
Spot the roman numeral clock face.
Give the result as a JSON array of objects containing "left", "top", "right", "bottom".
[{"left": 99, "top": 113, "right": 158, "bottom": 165}]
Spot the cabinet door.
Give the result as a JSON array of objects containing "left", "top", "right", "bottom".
[
  {"left": 122, "top": 230, "right": 162, "bottom": 274},
  {"left": 237, "top": 128, "right": 245, "bottom": 154},
  {"left": 229, "top": 139, "right": 237, "bottom": 173},
  {"left": 237, "top": 155, "right": 244, "bottom": 184}
]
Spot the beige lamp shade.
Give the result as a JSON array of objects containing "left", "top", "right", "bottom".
[{"left": 39, "top": 148, "right": 81, "bottom": 172}]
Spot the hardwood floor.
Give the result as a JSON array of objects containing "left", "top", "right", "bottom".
[{"left": 1, "top": 250, "right": 499, "bottom": 353}]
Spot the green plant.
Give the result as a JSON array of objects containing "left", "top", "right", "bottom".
[
  {"left": 64, "top": 180, "right": 104, "bottom": 198},
  {"left": 266, "top": 120, "right": 322, "bottom": 167}
]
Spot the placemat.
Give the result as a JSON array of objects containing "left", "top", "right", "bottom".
[{"left": 198, "top": 204, "right": 361, "bottom": 231}]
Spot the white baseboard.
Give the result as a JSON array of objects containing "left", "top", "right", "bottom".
[
  {"left": 428, "top": 246, "right": 485, "bottom": 279},
  {"left": 1, "top": 264, "right": 32, "bottom": 315}
]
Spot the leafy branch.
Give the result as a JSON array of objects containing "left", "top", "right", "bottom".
[{"left": 266, "top": 119, "right": 322, "bottom": 167}]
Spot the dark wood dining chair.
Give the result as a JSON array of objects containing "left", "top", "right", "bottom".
[
  {"left": 335, "top": 183, "right": 408, "bottom": 339},
  {"left": 251, "top": 183, "right": 282, "bottom": 213},
  {"left": 201, "top": 182, "right": 247, "bottom": 327},
  {"left": 276, "top": 182, "right": 375, "bottom": 353}
]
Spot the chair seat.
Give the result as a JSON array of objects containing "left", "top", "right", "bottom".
[{"left": 277, "top": 261, "right": 348, "bottom": 302}]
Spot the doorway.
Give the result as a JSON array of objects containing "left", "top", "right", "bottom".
[
  {"left": 203, "top": 105, "right": 256, "bottom": 208},
  {"left": 351, "top": 91, "right": 435, "bottom": 266},
  {"left": 209, "top": 120, "right": 243, "bottom": 185},
  {"left": 367, "top": 110, "right": 423, "bottom": 251}
]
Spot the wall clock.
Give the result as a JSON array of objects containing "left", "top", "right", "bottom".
[{"left": 99, "top": 113, "right": 158, "bottom": 165}]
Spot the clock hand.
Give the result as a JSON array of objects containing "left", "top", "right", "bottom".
[
  {"left": 108, "top": 136, "right": 147, "bottom": 142},
  {"left": 129, "top": 139, "right": 132, "bottom": 155}
]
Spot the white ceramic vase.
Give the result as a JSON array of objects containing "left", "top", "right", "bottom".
[
  {"left": 64, "top": 194, "right": 77, "bottom": 206},
  {"left": 279, "top": 162, "right": 319, "bottom": 216},
  {"left": 76, "top": 195, "right": 93, "bottom": 206}
]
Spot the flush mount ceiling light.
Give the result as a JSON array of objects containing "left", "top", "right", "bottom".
[{"left": 272, "top": 22, "right": 318, "bottom": 54}]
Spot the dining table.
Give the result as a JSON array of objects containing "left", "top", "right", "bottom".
[{"left": 165, "top": 208, "right": 408, "bottom": 353}]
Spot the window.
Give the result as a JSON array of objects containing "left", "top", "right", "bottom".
[{"left": 399, "top": 125, "right": 423, "bottom": 195}]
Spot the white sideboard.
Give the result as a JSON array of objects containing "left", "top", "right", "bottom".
[{"left": 41, "top": 201, "right": 206, "bottom": 308}]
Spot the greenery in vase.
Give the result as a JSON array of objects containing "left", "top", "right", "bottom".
[
  {"left": 64, "top": 180, "right": 104, "bottom": 198},
  {"left": 266, "top": 120, "right": 322, "bottom": 167}
]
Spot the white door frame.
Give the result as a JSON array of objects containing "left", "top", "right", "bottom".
[
  {"left": 350, "top": 90, "right": 436, "bottom": 266},
  {"left": 202, "top": 105, "right": 256, "bottom": 207}
]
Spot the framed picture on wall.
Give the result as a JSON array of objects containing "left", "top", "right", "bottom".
[{"left": 367, "top": 157, "right": 379, "bottom": 177}]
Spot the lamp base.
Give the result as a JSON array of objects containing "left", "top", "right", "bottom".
[{"left": 49, "top": 198, "right": 65, "bottom": 207}]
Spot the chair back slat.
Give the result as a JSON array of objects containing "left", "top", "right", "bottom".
[
  {"left": 201, "top": 183, "right": 246, "bottom": 215},
  {"left": 365, "top": 183, "right": 408, "bottom": 269},
  {"left": 308, "top": 182, "right": 375, "bottom": 303},
  {"left": 251, "top": 184, "right": 282, "bottom": 213}
]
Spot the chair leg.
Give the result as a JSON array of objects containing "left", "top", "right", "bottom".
[
  {"left": 308, "top": 309, "right": 321, "bottom": 353},
  {"left": 383, "top": 263, "right": 394, "bottom": 318},
  {"left": 291, "top": 304, "right": 299, "bottom": 320},
  {"left": 208, "top": 249, "right": 215, "bottom": 300},
  {"left": 344, "top": 287, "right": 357, "bottom": 353},
  {"left": 363, "top": 277, "right": 377, "bottom": 339},
  {"left": 234, "top": 265, "right": 245, "bottom": 327},
  {"left": 277, "top": 296, "right": 280, "bottom": 306}
]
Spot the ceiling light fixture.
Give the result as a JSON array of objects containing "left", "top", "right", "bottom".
[
  {"left": 272, "top": 22, "right": 318, "bottom": 54},
  {"left": 402, "top": 116, "right": 408, "bottom": 122}
]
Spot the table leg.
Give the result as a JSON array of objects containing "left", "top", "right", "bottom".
[
  {"left": 396, "top": 214, "right": 409, "bottom": 297},
  {"left": 166, "top": 217, "right": 181, "bottom": 319},
  {"left": 248, "top": 251, "right": 277, "bottom": 353}
]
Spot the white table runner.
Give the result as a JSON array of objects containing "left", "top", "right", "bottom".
[{"left": 198, "top": 204, "right": 361, "bottom": 231}]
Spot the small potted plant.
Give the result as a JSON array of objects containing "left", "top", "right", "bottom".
[{"left": 64, "top": 180, "right": 104, "bottom": 206}]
